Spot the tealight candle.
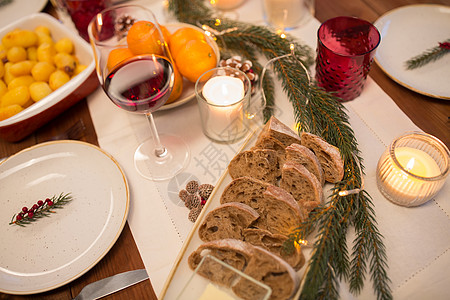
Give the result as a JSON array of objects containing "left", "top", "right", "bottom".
[
  {"left": 376, "top": 132, "right": 449, "bottom": 207},
  {"left": 195, "top": 67, "right": 251, "bottom": 143}
]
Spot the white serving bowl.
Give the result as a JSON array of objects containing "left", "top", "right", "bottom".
[{"left": 0, "top": 13, "right": 98, "bottom": 142}]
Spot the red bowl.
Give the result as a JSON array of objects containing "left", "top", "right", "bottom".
[{"left": 0, "top": 13, "right": 98, "bottom": 142}]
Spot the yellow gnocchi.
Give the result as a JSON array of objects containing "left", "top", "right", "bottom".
[
  {"left": 29, "top": 81, "right": 52, "bottom": 102},
  {"left": 0, "top": 25, "right": 87, "bottom": 121},
  {"left": 0, "top": 86, "right": 30, "bottom": 107},
  {"left": 0, "top": 104, "right": 23, "bottom": 121}
]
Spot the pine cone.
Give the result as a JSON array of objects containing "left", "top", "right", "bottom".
[
  {"left": 198, "top": 184, "right": 214, "bottom": 200},
  {"left": 188, "top": 207, "right": 202, "bottom": 222},
  {"left": 185, "top": 180, "right": 199, "bottom": 194},
  {"left": 219, "top": 56, "right": 258, "bottom": 93},
  {"left": 115, "top": 15, "right": 135, "bottom": 39},
  {"left": 185, "top": 193, "right": 201, "bottom": 210},
  {"left": 178, "top": 189, "right": 190, "bottom": 202}
]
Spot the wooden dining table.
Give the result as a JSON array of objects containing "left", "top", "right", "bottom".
[{"left": 1, "top": 0, "right": 449, "bottom": 299}]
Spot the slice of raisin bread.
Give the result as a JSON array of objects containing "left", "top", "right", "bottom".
[
  {"left": 286, "top": 143, "right": 325, "bottom": 186},
  {"left": 189, "top": 239, "right": 299, "bottom": 300},
  {"left": 220, "top": 176, "right": 269, "bottom": 205},
  {"left": 232, "top": 244, "right": 300, "bottom": 300},
  {"left": 300, "top": 132, "right": 344, "bottom": 183},
  {"left": 280, "top": 160, "right": 323, "bottom": 213},
  {"left": 221, "top": 177, "right": 305, "bottom": 236},
  {"left": 252, "top": 134, "right": 287, "bottom": 166},
  {"left": 257, "top": 116, "right": 301, "bottom": 148},
  {"left": 243, "top": 228, "right": 305, "bottom": 271},
  {"left": 188, "top": 239, "right": 254, "bottom": 288},
  {"left": 198, "top": 203, "right": 259, "bottom": 242},
  {"left": 228, "top": 149, "right": 280, "bottom": 184}
]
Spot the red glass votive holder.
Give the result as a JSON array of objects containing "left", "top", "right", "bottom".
[
  {"left": 65, "top": 0, "right": 111, "bottom": 41},
  {"left": 315, "top": 16, "right": 381, "bottom": 101}
]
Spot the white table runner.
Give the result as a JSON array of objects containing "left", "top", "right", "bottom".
[{"left": 86, "top": 1, "right": 450, "bottom": 299}]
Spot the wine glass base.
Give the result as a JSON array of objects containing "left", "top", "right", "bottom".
[{"left": 134, "top": 134, "right": 190, "bottom": 181}]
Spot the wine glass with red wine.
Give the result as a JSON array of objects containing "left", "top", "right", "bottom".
[{"left": 88, "top": 4, "right": 190, "bottom": 181}]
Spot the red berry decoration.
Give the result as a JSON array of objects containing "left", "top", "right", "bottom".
[{"left": 9, "top": 193, "right": 73, "bottom": 227}]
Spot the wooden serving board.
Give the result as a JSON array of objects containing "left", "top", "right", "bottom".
[{"left": 159, "top": 128, "right": 314, "bottom": 300}]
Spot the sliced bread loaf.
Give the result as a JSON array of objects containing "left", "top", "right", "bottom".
[
  {"left": 188, "top": 239, "right": 254, "bottom": 288},
  {"left": 243, "top": 228, "right": 305, "bottom": 271},
  {"left": 189, "top": 239, "right": 300, "bottom": 300},
  {"left": 286, "top": 143, "right": 325, "bottom": 186},
  {"left": 198, "top": 202, "right": 259, "bottom": 242},
  {"left": 221, "top": 177, "right": 305, "bottom": 236},
  {"left": 228, "top": 149, "right": 280, "bottom": 184},
  {"left": 257, "top": 116, "right": 301, "bottom": 148},
  {"left": 300, "top": 132, "right": 344, "bottom": 183},
  {"left": 232, "top": 244, "right": 300, "bottom": 300},
  {"left": 280, "top": 160, "right": 323, "bottom": 213}
]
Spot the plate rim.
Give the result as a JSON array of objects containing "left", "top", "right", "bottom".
[
  {"left": 373, "top": 4, "right": 450, "bottom": 100},
  {"left": 0, "top": 140, "right": 130, "bottom": 295}
]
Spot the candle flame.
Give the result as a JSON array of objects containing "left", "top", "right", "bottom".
[
  {"left": 294, "top": 239, "right": 308, "bottom": 250},
  {"left": 405, "top": 157, "right": 415, "bottom": 171}
]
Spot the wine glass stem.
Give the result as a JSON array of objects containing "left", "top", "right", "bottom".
[{"left": 146, "top": 112, "right": 167, "bottom": 158}]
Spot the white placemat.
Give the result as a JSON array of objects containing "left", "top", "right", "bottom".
[{"left": 86, "top": 0, "right": 450, "bottom": 298}]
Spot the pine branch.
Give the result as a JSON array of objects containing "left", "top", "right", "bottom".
[{"left": 405, "top": 39, "right": 450, "bottom": 70}]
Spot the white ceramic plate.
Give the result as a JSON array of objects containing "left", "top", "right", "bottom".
[
  {"left": 374, "top": 4, "right": 450, "bottom": 99},
  {"left": 160, "top": 23, "right": 220, "bottom": 110},
  {"left": 0, "top": 0, "right": 48, "bottom": 28},
  {"left": 0, "top": 141, "right": 129, "bottom": 295}
]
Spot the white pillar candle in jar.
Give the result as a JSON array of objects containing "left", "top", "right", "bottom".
[
  {"left": 202, "top": 75, "right": 245, "bottom": 139},
  {"left": 376, "top": 132, "right": 449, "bottom": 207}
]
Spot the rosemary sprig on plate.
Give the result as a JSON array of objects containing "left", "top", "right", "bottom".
[{"left": 9, "top": 193, "right": 73, "bottom": 227}]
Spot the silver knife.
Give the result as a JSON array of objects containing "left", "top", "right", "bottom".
[{"left": 73, "top": 269, "right": 149, "bottom": 300}]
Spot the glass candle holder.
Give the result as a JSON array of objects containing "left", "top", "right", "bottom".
[
  {"left": 262, "top": 0, "right": 315, "bottom": 30},
  {"left": 315, "top": 16, "right": 381, "bottom": 101},
  {"left": 195, "top": 67, "right": 252, "bottom": 143},
  {"left": 376, "top": 132, "right": 449, "bottom": 207}
]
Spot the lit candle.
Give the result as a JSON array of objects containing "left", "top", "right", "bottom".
[
  {"left": 202, "top": 75, "right": 245, "bottom": 140},
  {"left": 377, "top": 143, "right": 445, "bottom": 206},
  {"left": 395, "top": 147, "right": 441, "bottom": 177}
]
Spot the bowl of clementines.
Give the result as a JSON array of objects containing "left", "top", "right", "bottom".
[
  {"left": 161, "top": 22, "right": 220, "bottom": 110},
  {"left": 0, "top": 13, "right": 98, "bottom": 142}
]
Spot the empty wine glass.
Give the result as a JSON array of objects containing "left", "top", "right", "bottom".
[{"left": 88, "top": 4, "right": 190, "bottom": 181}]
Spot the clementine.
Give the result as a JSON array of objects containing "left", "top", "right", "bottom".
[
  {"left": 175, "top": 39, "right": 217, "bottom": 83},
  {"left": 169, "top": 27, "right": 206, "bottom": 59},
  {"left": 106, "top": 47, "right": 133, "bottom": 71},
  {"left": 127, "top": 21, "right": 164, "bottom": 56},
  {"left": 166, "top": 64, "right": 183, "bottom": 104}
]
